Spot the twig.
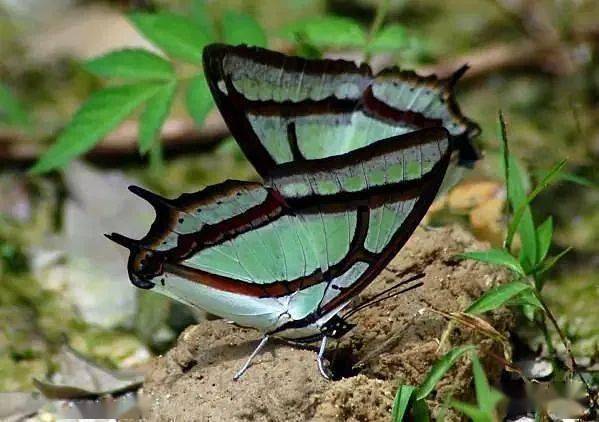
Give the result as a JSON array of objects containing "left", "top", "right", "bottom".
[
  {"left": 0, "top": 111, "right": 229, "bottom": 165},
  {"left": 364, "top": 0, "right": 390, "bottom": 62}
]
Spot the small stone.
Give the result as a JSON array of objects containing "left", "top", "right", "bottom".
[
  {"left": 546, "top": 398, "right": 586, "bottom": 421},
  {"left": 517, "top": 358, "right": 553, "bottom": 380}
]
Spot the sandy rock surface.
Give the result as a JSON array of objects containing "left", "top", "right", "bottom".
[{"left": 142, "top": 226, "right": 513, "bottom": 421}]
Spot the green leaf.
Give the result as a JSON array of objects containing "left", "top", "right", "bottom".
[
  {"left": 282, "top": 16, "right": 367, "bottom": 49},
  {"left": 466, "top": 281, "right": 533, "bottom": 314},
  {"left": 449, "top": 355, "right": 503, "bottom": 422},
  {"left": 471, "top": 354, "right": 503, "bottom": 414},
  {"left": 185, "top": 74, "right": 213, "bottom": 126},
  {"left": 449, "top": 400, "right": 490, "bottom": 421},
  {"left": 30, "top": 82, "right": 162, "bottom": 174},
  {"left": 190, "top": 0, "right": 216, "bottom": 40},
  {"left": 506, "top": 159, "right": 566, "bottom": 269},
  {"left": 558, "top": 172, "right": 597, "bottom": 189},
  {"left": 537, "top": 247, "right": 572, "bottom": 276},
  {"left": 498, "top": 113, "right": 536, "bottom": 271},
  {"left": 533, "top": 170, "right": 597, "bottom": 189},
  {"left": 505, "top": 287, "right": 544, "bottom": 311},
  {"left": 535, "top": 216, "right": 553, "bottom": 265},
  {"left": 222, "top": 11, "right": 267, "bottom": 47},
  {"left": 138, "top": 80, "right": 177, "bottom": 154},
  {"left": 415, "top": 345, "right": 476, "bottom": 400},
  {"left": 391, "top": 385, "right": 415, "bottom": 422},
  {"left": 129, "top": 12, "right": 210, "bottom": 64},
  {"left": 458, "top": 249, "right": 525, "bottom": 275},
  {"left": 507, "top": 157, "right": 536, "bottom": 270},
  {"left": 294, "top": 32, "right": 322, "bottom": 59},
  {"left": 0, "top": 83, "right": 30, "bottom": 129},
  {"left": 84, "top": 49, "right": 175, "bottom": 81},
  {"left": 368, "top": 24, "right": 409, "bottom": 52},
  {"left": 413, "top": 399, "right": 431, "bottom": 422}
]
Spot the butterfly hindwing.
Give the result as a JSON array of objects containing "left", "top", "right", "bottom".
[{"left": 109, "top": 128, "right": 451, "bottom": 338}]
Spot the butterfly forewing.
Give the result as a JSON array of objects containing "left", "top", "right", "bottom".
[{"left": 203, "top": 44, "right": 478, "bottom": 178}]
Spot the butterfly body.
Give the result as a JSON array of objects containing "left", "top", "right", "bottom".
[{"left": 108, "top": 44, "right": 479, "bottom": 349}]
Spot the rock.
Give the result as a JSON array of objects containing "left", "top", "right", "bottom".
[
  {"left": 516, "top": 358, "right": 554, "bottom": 381},
  {"left": 546, "top": 398, "right": 586, "bottom": 421},
  {"left": 142, "top": 226, "right": 514, "bottom": 421}
]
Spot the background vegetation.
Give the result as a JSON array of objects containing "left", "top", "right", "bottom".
[{"left": 0, "top": 0, "right": 597, "bottom": 419}]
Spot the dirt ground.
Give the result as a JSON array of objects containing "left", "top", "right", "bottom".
[{"left": 141, "top": 226, "right": 513, "bottom": 421}]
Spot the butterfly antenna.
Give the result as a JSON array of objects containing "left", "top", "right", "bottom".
[
  {"left": 446, "top": 64, "right": 469, "bottom": 89},
  {"left": 105, "top": 233, "right": 139, "bottom": 250},
  {"left": 342, "top": 273, "right": 425, "bottom": 320}
]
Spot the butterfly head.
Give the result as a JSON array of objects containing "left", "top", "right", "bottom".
[{"left": 105, "top": 233, "right": 163, "bottom": 289}]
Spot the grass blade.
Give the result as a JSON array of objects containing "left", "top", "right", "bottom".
[
  {"left": 498, "top": 111, "right": 509, "bottom": 198},
  {"left": 466, "top": 281, "right": 532, "bottom": 314},
  {"left": 537, "top": 247, "right": 572, "bottom": 277},
  {"left": 391, "top": 385, "right": 415, "bottom": 422},
  {"left": 505, "top": 287, "right": 543, "bottom": 310},
  {"left": 471, "top": 354, "right": 503, "bottom": 413},
  {"left": 449, "top": 400, "right": 489, "bottom": 421},
  {"left": 458, "top": 249, "right": 525, "bottom": 275},
  {"left": 498, "top": 113, "right": 537, "bottom": 270},
  {"left": 413, "top": 399, "right": 431, "bottom": 422},
  {"left": 415, "top": 345, "right": 476, "bottom": 400},
  {"left": 505, "top": 159, "right": 567, "bottom": 257},
  {"left": 535, "top": 216, "right": 553, "bottom": 265}
]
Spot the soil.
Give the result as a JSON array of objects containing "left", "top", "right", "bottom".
[{"left": 141, "top": 226, "right": 513, "bottom": 421}]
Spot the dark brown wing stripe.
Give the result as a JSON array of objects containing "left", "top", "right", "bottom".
[
  {"left": 162, "top": 206, "right": 373, "bottom": 298},
  {"left": 267, "top": 127, "right": 447, "bottom": 178}
]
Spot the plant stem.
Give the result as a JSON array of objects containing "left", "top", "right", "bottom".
[
  {"left": 536, "top": 315, "right": 556, "bottom": 356},
  {"left": 534, "top": 290, "right": 592, "bottom": 393},
  {"left": 149, "top": 141, "right": 164, "bottom": 176},
  {"left": 365, "top": 0, "right": 390, "bottom": 62}
]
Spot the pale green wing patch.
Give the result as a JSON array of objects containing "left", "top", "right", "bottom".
[
  {"left": 270, "top": 130, "right": 449, "bottom": 200},
  {"left": 365, "top": 199, "right": 417, "bottom": 253}
]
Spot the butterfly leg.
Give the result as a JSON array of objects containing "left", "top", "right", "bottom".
[
  {"left": 317, "top": 336, "right": 332, "bottom": 380},
  {"left": 233, "top": 335, "right": 270, "bottom": 381}
]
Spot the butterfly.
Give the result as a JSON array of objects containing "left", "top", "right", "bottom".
[{"left": 107, "top": 43, "right": 480, "bottom": 379}]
